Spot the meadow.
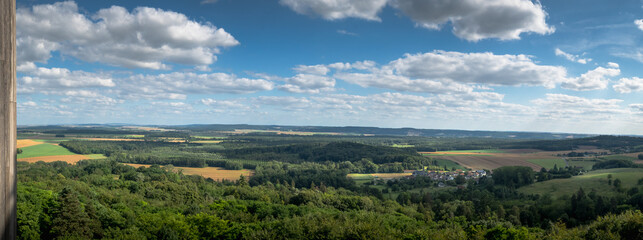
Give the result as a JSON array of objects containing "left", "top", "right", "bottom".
[{"left": 518, "top": 168, "right": 643, "bottom": 198}]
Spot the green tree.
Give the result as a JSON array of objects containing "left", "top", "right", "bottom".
[{"left": 51, "top": 188, "right": 93, "bottom": 239}]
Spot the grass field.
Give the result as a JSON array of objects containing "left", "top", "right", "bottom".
[
  {"left": 124, "top": 163, "right": 253, "bottom": 181},
  {"left": 432, "top": 158, "right": 468, "bottom": 170},
  {"left": 124, "top": 134, "right": 145, "bottom": 138},
  {"left": 518, "top": 168, "right": 643, "bottom": 198},
  {"left": 391, "top": 144, "right": 414, "bottom": 148},
  {"left": 347, "top": 173, "right": 412, "bottom": 180},
  {"left": 18, "top": 143, "right": 76, "bottom": 159},
  {"left": 527, "top": 158, "right": 567, "bottom": 169},
  {"left": 192, "top": 140, "right": 223, "bottom": 144},
  {"left": 568, "top": 160, "right": 598, "bottom": 170},
  {"left": 599, "top": 155, "right": 637, "bottom": 161}
]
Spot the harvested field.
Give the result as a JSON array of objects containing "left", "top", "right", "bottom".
[
  {"left": 421, "top": 149, "right": 616, "bottom": 171},
  {"left": 19, "top": 155, "right": 91, "bottom": 164},
  {"left": 17, "top": 139, "right": 43, "bottom": 148},
  {"left": 347, "top": 173, "right": 412, "bottom": 180},
  {"left": 436, "top": 154, "right": 542, "bottom": 171},
  {"left": 123, "top": 164, "right": 253, "bottom": 181},
  {"left": 192, "top": 140, "right": 223, "bottom": 144},
  {"left": 78, "top": 138, "right": 144, "bottom": 141}
]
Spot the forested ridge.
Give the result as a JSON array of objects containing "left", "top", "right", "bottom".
[{"left": 17, "top": 160, "right": 643, "bottom": 239}]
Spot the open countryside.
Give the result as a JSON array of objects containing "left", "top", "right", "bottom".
[{"left": 124, "top": 163, "right": 254, "bottom": 181}]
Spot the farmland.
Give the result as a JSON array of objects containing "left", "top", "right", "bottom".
[
  {"left": 124, "top": 163, "right": 253, "bottom": 181},
  {"left": 18, "top": 143, "right": 76, "bottom": 159},
  {"left": 419, "top": 149, "right": 613, "bottom": 171},
  {"left": 519, "top": 168, "right": 643, "bottom": 198}
]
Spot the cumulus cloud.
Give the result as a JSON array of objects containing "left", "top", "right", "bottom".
[
  {"left": 555, "top": 48, "right": 591, "bottom": 64},
  {"left": 613, "top": 77, "right": 643, "bottom": 93},
  {"left": 60, "top": 90, "right": 121, "bottom": 106},
  {"left": 631, "top": 104, "right": 643, "bottom": 112},
  {"left": 532, "top": 94, "right": 626, "bottom": 119},
  {"left": 17, "top": 1, "right": 239, "bottom": 69},
  {"left": 635, "top": 19, "right": 643, "bottom": 31},
  {"left": 561, "top": 65, "right": 620, "bottom": 91},
  {"left": 18, "top": 67, "right": 114, "bottom": 93},
  {"left": 293, "top": 64, "right": 330, "bottom": 75},
  {"left": 390, "top": 0, "right": 554, "bottom": 41},
  {"left": 279, "top": 74, "right": 336, "bottom": 93},
  {"left": 333, "top": 51, "right": 567, "bottom": 93},
  {"left": 280, "top": 0, "right": 388, "bottom": 21},
  {"left": 281, "top": 0, "right": 554, "bottom": 41},
  {"left": 118, "top": 72, "right": 274, "bottom": 99}
]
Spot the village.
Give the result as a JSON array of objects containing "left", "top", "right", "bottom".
[{"left": 410, "top": 168, "right": 488, "bottom": 182}]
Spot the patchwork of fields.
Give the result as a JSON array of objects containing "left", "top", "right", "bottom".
[
  {"left": 124, "top": 163, "right": 253, "bottom": 181},
  {"left": 420, "top": 149, "right": 610, "bottom": 171},
  {"left": 518, "top": 168, "right": 643, "bottom": 198}
]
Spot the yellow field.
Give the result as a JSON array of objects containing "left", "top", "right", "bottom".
[
  {"left": 192, "top": 140, "right": 223, "bottom": 144},
  {"left": 17, "top": 139, "right": 44, "bottom": 148},
  {"left": 78, "top": 138, "right": 144, "bottom": 141},
  {"left": 124, "top": 164, "right": 253, "bottom": 181},
  {"left": 347, "top": 173, "right": 412, "bottom": 180},
  {"left": 18, "top": 155, "right": 92, "bottom": 164}
]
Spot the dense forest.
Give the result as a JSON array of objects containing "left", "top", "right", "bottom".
[
  {"left": 15, "top": 126, "right": 643, "bottom": 239},
  {"left": 17, "top": 160, "right": 643, "bottom": 239}
]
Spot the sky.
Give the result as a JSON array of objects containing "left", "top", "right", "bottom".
[{"left": 14, "top": 0, "right": 643, "bottom": 135}]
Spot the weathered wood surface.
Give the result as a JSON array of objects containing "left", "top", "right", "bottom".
[{"left": 0, "top": 0, "right": 17, "bottom": 239}]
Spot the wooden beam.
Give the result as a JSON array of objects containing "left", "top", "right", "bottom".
[{"left": 0, "top": 0, "right": 16, "bottom": 239}]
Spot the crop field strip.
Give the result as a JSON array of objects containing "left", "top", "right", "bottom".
[
  {"left": 124, "top": 163, "right": 253, "bottom": 181},
  {"left": 518, "top": 168, "right": 643, "bottom": 198}
]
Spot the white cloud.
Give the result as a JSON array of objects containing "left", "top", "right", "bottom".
[
  {"left": 17, "top": 1, "right": 239, "bottom": 69},
  {"left": 390, "top": 0, "right": 555, "bottom": 41},
  {"left": 555, "top": 48, "right": 591, "bottom": 64},
  {"left": 333, "top": 51, "right": 568, "bottom": 93},
  {"left": 201, "top": 99, "right": 245, "bottom": 108},
  {"left": 60, "top": 90, "right": 121, "bottom": 106},
  {"left": 631, "top": 104, "right": 643, "bottom": 112},
  {"left": 281, "top": 0, "right": 554, "bottom": 41},
  {"left": 293, "top": 64, "right": 330, "bottom": 75},
  {"left": 337, "top": 29, "right": 358, "bottom": 36},
  {"left": 279, "top": 74, "right": 335, "bottom": 94},
  {"left": 613, "top": 77, "right": 643, "bottom": 93},
  {"left": 635, "top": 19, "right": 643, "bottom": 31},
  {"left": 280, "top": 0, "right": 388, "bottom": 21},
  {"left": 118, "top": 72, "right": 274, "bottom": 99},
  {"left": 561, "top": 65, "right": 620, "bottom": 91},
  {"left": 18, "top": 67, "right": 115, "bottom": 93},
  {"left": 532, "top": 94, "right": 627, "bottom": 119}
]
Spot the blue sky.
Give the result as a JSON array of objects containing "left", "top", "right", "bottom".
[{"left": 15, "top": 0, "right": 643, "bottom": 134}]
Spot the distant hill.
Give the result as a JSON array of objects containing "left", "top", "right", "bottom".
[
  {"left": 172, "top": 124, "right": 596, "bottom": 139},
  {"left": 19, "top": 123, "right": 603, "bottom": 139}
]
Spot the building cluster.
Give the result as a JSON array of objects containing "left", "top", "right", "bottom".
[{"left": 410, "top": 169, "right": 487, "bottom": 182}]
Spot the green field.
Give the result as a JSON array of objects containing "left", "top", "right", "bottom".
[
  {"left": 519, "top": 168, "right": 643, "bottom": 198},
  {"left": 527, "top": 158, "right": 566, "bottom": 169},
  {"left": 87, "top": 154, "right": 107, "bottom": 159},
  {"left": 568, "top": 160, "right": 598, "bottom": 170},
  {"left": 599, "top": 155, "right": 637, "bottom": 161},
  {"left": 439, "top": 149, "right": 506, "bottom": 153},
  {"left": 124, "top": 134, "right": 145, "bottom": 138},
  {"left": 391, "top": 144, "right": 414, "bottom": 148},
  {"left": 17, "top": 144, "right": 76, "bottom": 159}
]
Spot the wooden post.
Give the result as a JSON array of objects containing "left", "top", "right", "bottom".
[{"left": 0, "top": 0, "right": 16, "bottom": 239}]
